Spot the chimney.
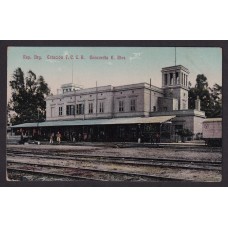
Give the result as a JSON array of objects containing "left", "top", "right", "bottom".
[{"left": 195, "top": 96, "right": 201, "bottom": 111}]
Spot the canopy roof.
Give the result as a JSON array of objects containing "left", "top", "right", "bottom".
[{"left": 11, "top": 116, "right": 176, "bottom": 128}]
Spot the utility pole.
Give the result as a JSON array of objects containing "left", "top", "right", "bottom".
[
  {"left": 72, "top": 59, "right": 74, "bottom": 83},
  {"left": 150, "top": 78, "right": 152, "bottom": 113},
  {"left": 37, "top": 108, "right": 40, "bottom": 137},
  {"left": 175, "top": 47, "right": 176, "bottom": 66},
  {"left": 96, "top": 81, "right": 98, "bottom": 117}
]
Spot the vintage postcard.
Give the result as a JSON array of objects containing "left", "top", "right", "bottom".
[{"left": 4, "top": 44, "right": 223, "bottom": 184}]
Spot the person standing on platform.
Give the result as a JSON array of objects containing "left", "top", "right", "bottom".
[
  {"left": 50, "top": 132, "right": 54, "bottom": 144},
  {"left": 56, "top": 132, "right": 61, "bottom": 144},
  {"left": 155, "top": 133, "right": 160, "bottom": 146}
]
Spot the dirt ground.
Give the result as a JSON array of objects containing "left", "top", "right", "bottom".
[{"left": 7, "top": 144, "right": 222, "bottom": 162}]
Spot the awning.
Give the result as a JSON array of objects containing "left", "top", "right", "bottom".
[{"left": 11, "top": 115, "right": 176, "bottom": 128}]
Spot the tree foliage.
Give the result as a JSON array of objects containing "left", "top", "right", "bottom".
[
  {"left": 177, "top": 128, "right": 194, "bottom": 137},
  {"left": 8, "top": 68, "right": 50, "bottom": 125},
  {"left": 209, "top": 83, "right": 222, "bottom": 117},
  {"left": 188, "top": 74, "right": 222, "bottom": 118}
]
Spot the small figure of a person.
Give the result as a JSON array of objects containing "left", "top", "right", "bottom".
[
  {"left": 78, "top": 133, "right": 82, "bottom": 142},
  {"left": 56, "top": 132, "right": 61, "bottom": 144},
  {"left": 155, "top": 133, "right": 160, "bottom": 145},
  {"left": 20, "top": 132, "right": 24, "bottom": 144},
  {"left": 50, "top": 132, "right": 54, "bottom": 144},
  {"left": 72, "top": 133, "right": 76, "bottom": 142}
]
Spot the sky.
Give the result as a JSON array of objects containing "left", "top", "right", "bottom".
[{"left": 7, "top": 47, "right": 222, "bottom": 101}]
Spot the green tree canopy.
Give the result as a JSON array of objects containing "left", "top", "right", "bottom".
[
  {"left": 188, "top": 74, "right": 222, "bottom": 118},
  {"left": 209, "top": 83, "right": 222, "bottom": 117},
  {"left": 9, "top": 68, "right": 50, "bottom": 125}
]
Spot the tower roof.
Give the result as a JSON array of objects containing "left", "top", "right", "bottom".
[{"left": 161, "top": 65, "right": 190, "bottom": 74}]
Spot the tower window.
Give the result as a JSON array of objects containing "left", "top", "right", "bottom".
[
  {"left": 176, "top": 72, "right": 180, "bottom": 84},
  {"left": 164, "top": 74, "right": 168, "bottom": 85},
  {"left": 170, "top": 73, "right": 173, "bottom": 85}
]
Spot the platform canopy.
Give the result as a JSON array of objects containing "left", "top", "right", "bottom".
[{"left": 11, "top": 115, "right": 176, "bottom": 128}]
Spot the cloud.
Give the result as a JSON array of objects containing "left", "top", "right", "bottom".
[{"left": 129, "top": 52, "right": 142, "bottom": 61}]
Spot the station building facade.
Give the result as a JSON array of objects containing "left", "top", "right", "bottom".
[{"left": 12, "top": 65, "right": 206, "bottom": 142}]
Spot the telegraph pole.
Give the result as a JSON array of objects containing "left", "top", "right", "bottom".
[
  {"left": 175, "top": 47, "right": 176, "bottom": 66},
  {"left": 96, "top": 81, "right": 98, "bottom": 116}
]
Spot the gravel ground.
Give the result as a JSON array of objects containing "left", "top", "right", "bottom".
[
  {"left": 7, "top": 144, "right": 222, "bottom": 162},
  {"left": 7, "top": 144, "right": 222, "bottom": 182}
]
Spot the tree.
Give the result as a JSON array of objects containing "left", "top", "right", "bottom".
[
  {"left": 8, "top": 68, "right": 50, "bottom": 125},
  {"left": 188, "top": 74, "right": 222, "bottom": 118},
  {"left": 188, "top": 74, "right": 211, "bottom": 114},
  {"left": 177, "top": 128, "right": 194, "bottom": 142},
  {"left": 209, "top": 83, "right": 222, "bottom": 117}
]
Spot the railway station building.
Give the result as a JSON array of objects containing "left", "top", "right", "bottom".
[{"left": 11, "top": 65, "right": 206, "bottom": 143}]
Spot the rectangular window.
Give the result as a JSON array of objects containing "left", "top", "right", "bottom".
[
  {"left": 119, "top": 100, "right": 124, "bottom": 112},
  {"left": 153, "top": 106, "right": 156, "bottom": 112},
  {"left": 99, "top": 102, "right": 104, "bottom": 113},
  {"left": 76, "top": 104, "right": 84, "bottom": 115},
  {"left": 130, "top": 99, "right": 136, "bottom": 111},
  {"left": 89, "top": 103, "right": 93, "bottom": 114},
  {"left": 66, "top": 105, "right": 75, "bottom": 115},
  {"left": 59, "top": 107, "right": 63, "bottom": 116}
]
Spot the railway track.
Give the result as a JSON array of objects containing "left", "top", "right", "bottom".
[
  {"left": 7, "top": 152, "right": 221, "bottom": 171},
  {"left": 7, "top": 154, "right": 222, "bottom": 182},
  {"left": 6, "top": 145, "right": 222, "bottom": 182},
  {"left": 7, "top": 162, "right": 181, "bottom": 182}
]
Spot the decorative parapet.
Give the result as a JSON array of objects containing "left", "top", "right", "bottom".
[{"left": 150, "top": 109, "right": 206, "bottom": 118}]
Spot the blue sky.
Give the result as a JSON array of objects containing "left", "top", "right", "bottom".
[{"left": 7, "top": 47, "right": 222, "bottom": 100}]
